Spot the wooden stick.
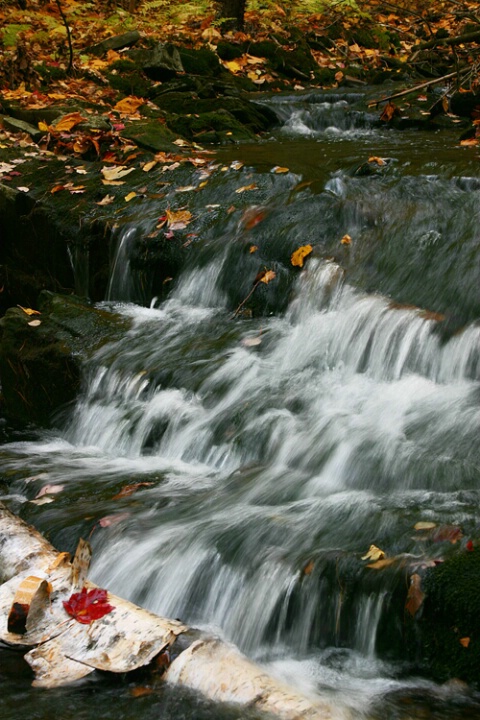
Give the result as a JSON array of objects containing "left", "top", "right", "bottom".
[{"left": 368, "top": 70, "right": 460, "bottom": 107}]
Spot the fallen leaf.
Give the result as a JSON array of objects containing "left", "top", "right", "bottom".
[
  {"left": 63, "top": 587, "right": 115, "bottom": 624},
  {"left": 405, "top": 573, "right": 425, "bottom": 617},
  {"left": 173, "top": 138, "right": 189, "bottom": 147},
  {"left": 235, "top": 183, "right": 258, "bottom": 193},
  {"left": 466, "top": 539, "right": 474, "bottom": 551},
  {"left": 175, "top": 186, "right": 197, "bottom": 192},
  {"left": 131, "top": 687, "right": 154, "bottom": 698},
  {"left": 249, "top": 245, "right": 259, "bottom": 253},
  {"left": 35, "top": 484, "right": 65, "bottom": 498},
  {"left": 380, "top": 101, "right": 399, "bottom": 122},
  {"left": 368, "top": 156, "right": 386, "bottom": 166},
  {"left": 18, "top": 306, "right": 41, "bottom": 316},
  {"left": 143, "top": 160, "right": 157, "bottom": 172},
  {"left": 51, "top": 184, "right": 65, "bottom": 193},
  {"left": 414, "top": 521, "right": 437, "bottom": 531},
  {"left": 259, "top": 269, "right": 276, "bottom": 284},
  {"left": 124, "top": 191, "right": 137, "bottom": 202},
  {"left": 96, "top": 195, "right": 115, "bottom": 206},
  {"left": 303, "top": 560, "right": 315, "bottom": 575},
  {"left": 112, "top": 482, "right": 154, "bottom": 500},
  {"left": 272, "top": 166, "right": 289, "bottom": 173},
  {"left": 101, "top": 165, "right": 135, "bottom": 181},
  {"left": 367, "top": 557, "right": 398, "bottom": 569},
  {"left": 361, "top": 544, "right": 385, "bottom": 562},
  {"left": 460, "top": 138, "right": 479, "bottom": 146},
  {"left": 460, "top": 637, "right": 471, "bottom": 648},
  {"left": 432, "top": 525, "right": 463, "bottom": 544},
  {"left": 231, "top": 161, "right": 244, "bottom": 170},
  {"left": 242, "top": 336, "right": 262, "bottom": 347},
  {"left": 340, "top": 234, "right": 352, "bottom": 245},
  {"left": 166, "top": 208, "right": 192, "bottom": 230},
  {"left": 98, "top": 512, "right": 130, "bottom": 527},
  {"left": 27, "top": 320, "right": 42, "bottom": 327},
  {"left": 291, "top": 244, "right": 313, "bottom": 267},
  {"left": 53, "top": 112, "right": 86, "bottom": 132},
  {"left": 113, "top": 96, "right": 145, "bottom": 114},
  {"left": 17, "top": 187, "right": 30, "bottom": 193}
]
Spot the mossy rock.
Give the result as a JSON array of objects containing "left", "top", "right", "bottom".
[
  {"left": 349, "top": 27, "right": 390, "bottom": 51},
  {"left": 216, "top": 41, "right": 246, "bottom": 61},
  {"left": 120, "top": 120, "right": 180, "bottom": 152},
  {"left": 416, "top": 549, "right": 480, "bottom": 684},
  {"left": 0, "top": 294, "right": 128, "bottom": 427},
  {"left": 177, "top": 47, "right": 221, "bottom": 76},
  {"left": 249, "top": 40, "right": 317, "bottom": 80},
  {"left": 106, "top": 70, "right": 154, "bottom": 99},
  {"left": 167, "top": 109, "right": 255, "bottom": 143}
]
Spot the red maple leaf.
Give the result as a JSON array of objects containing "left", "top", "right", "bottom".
[{"left": 63, "top": 587, "right": 115, "bottom": 624}]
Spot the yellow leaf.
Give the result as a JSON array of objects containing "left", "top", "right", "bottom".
[
  {"left": 53, "top": 112, "right": 86, "bottom": 132},
  {"left": 113, "top": 96, "right": 145, "bottom": 114},
  {"left": 166, "top": 208, "right": 192, "bottom": 229},
  {"left": 124, "top": 191, "right": 137, "bottom": 202},
  {"left": 367, "top": 557, "right": 398, "bottom": 570},
  {"left": 235, "top": 183, "right": 258, "bottom": 194},
  {"left": 101, "top": 166, "right": 135, "bottom": 181},
  {"left": 38, "top": 121, "right": 50, "bottom": 132},
  {"left": 224, "top": 59, "right": 244, "bottom": 74},
  {"left": 340, "top": 234, "right": 352, "bottom": 245},
  {"left": 143, "top": 160, "right": 157, "bottom": 173},
  {"left": 249, "top": 245, "right": 258, "bottom": 253},
  {"left": 368, "top": 156, "right": 386, "bottom": 166},
  {"left": 291, "top": 244, "right": 313, "bottom": 267},
  {"left": 361, "top": 544, "right": 385, "bottom": 562},
  {"left": 260, "top": 270, "right": 276, "bottom": 284},
  {"left": 18, "top": 306, "right": 41, "bottom": 316}
]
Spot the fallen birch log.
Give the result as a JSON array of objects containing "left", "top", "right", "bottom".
[{"left": 0, "top": 503, "right": 351, "bottom": 720}]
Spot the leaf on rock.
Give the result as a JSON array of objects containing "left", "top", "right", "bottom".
[
  {"left": 96, "top": 195, "right": 115, "bottom": 206},
  {"left": 414, "top": 521, "right": 437, "bottom": 531},
  {"left": 380, "top": 101, "right": 399, "bottom": 122},
  {"left": 27, "top": 320, "right": 42, "bottom": 327},
  {"left": 291, "top": 244, "right": 313, "bottom": 267},
  {"left": 112, "top": 96, "right": 145, "bottom": 114},
  {"left": 368, "top": 156, "right": 386, "bottom": 166},
  {"left": 460, "top": 637, "right": 471, "bottom": 648},
  {"left": 112, "top": 482, "right": 154, "bottom": 500},
  {"left": 361, "top": 544, "right": 385, "bottom": 562},
  {"left": 340, "top": 234, "right": 352, "bottom": 245},
  {"left": 166, "top": 208, "right": 192, "bottom": 230},
  {"left": 235, "top": 183, "right": 258, "bottom": 194},
  {"left": 405, "top": 573, "right": 425, "bottom": 617},
  {"left": 63, "top": 587, "right": 115, "bottom": 624},
  {"left": 367, "top": 557, "right": 398, "bottom": 570},
  {"left": 18, "top": 306, "right": 41, "bottom": 316},
  {"left": 432, "top": 525, "right": 463, "bottom": 544},
  {"left": 143, "top": 160, "right": 157, "bottom": 173},
  {"left": 272, "top": 166, "right": 289, "bottom": 174},
  {"left": 259, "top": 269, "right": 276, "bottom": 284},
  {"left": 53, "top": 112, "right": 86, "bottom": 132},
  {"left": 302, "top": 560, "right": 315, "bottom": 576},
  {"left": 124, "top": 191, "right": 137, "bottom": 202},
  {"left": 101, "top": 165, "right": 135, "bottom": 181}
]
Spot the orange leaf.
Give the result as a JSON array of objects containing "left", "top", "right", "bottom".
[
  {"left": 249, "top": 245, "right": 258, "bottom": 253},
  {"left": 303, "top": 560, "right": 314, "bottom": 576},
  {"left": 53, "top": 112, "right": 86, "bottom": 132},
  {"left": 235, "top": 184, "right": 258, "bottom": 194},
  {"left": 340, "top": 234, "right": 352, "bottom": 245},
  {"left": 380, "top": 101, "right": 398, "bottom": 122},
  {"left": 113, "top": 96, "right": 145, "bottom": 114},
  {"left": 368, "top": 156, "right": 386, "bottom": 166},
  {"left": 291, "top": 244, "right": 313, "bottom": 267},
  {"left": 18, "top": 305, "right": 41, "bottom": 316},
  {"left": 405, "top": 573, "right": 425, "bottom": 617},
  {"left": 460, "top": 637, "right": 471, "bottom": 648},
  {"left": 259, "top": 269, "right": 276, "bottom": 284}
]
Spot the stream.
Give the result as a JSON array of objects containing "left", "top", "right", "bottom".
[{"left": 2, "top": 89, "right": 480, "bottom": 719}]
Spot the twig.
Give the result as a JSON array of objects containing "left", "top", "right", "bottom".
[
  {"left": 54, "top": 0, "right": 74, "bottom": 74},
  {"left": 233, "top": 280, "right": 260, "bottom": 318},
  {"left": 415, "top": 28, "right": 480, "bottom": 51},
  {"left": 368, "top": 69, "right": 461, "bottom": 107}
]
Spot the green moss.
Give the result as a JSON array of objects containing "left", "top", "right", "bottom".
[
  {"left": 167, "top": 109, "right": 254, "bottom": 143},
  {"left": 178, "top": 47, "right": 221, "bottom": 75},
  {"left": 106, "top": 71, "right": 153, "bottom": 98}
]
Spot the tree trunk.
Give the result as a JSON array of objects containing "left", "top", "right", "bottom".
[
  {"left": 0, "top": 502, "right": 352, "bottom": 720},
  {"left": 216, "top": 0, "right": 246, "bottom": 30}
]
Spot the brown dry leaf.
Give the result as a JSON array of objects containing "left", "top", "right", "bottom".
[
  {"left": 460, "top": 138, "right": 479, "bottom": 146},
  {"left": 291, "top": 244, "right": 313, "bottom": 268},
  {"left": 272, "top": 166, "right": 289, "bottom": 174},
  {"left": 259, "top": 269, "right": 276, "bottom": 285},
  {"left": 368, "top": 156, "right": 386, "bottom": 166},
  {"left": 432, "top": 525, "right": 463, "bottom": 544},
  {"left": 131, "top": 686, "right": 154, "bottom": 698},
  {"left": 113, "top": 96, "right": 145, "bottom": 114},
  {"left": 340, "top": 234, "right": 352, "bottom": 245},
  {"left": 18, "top": 306, "right": 41, "bottom": 316},
  {"left": 405, "top": 573, "right": 425, "bottom": 617},
  {"left": 303, "top": 560, "right": 314, "bottom": 576},
  {"left": 101, "top": 166, "right": 135, "bottom": 181},
  {"left": 249, "top": 245, "right": 259, "bottom": 253},
  {"left": 166, "top": 208, "right": 192, "bottom": 230},
  {"left": 460, "top": 637, "right": 471, "bottom": 648},
  {"left": 361, "top": 545, "right": 385, "bottom": 562},
  {"left": 236, "top": 183, "right": 258, "bottom": 194},
  {"left": 380, "top": 101, "right": 399, "bottom": 122},
  {"left": 112, "top": 482, "right": 154, "bottom": 500},
  {"left": 53, "top": 112, "right": 86, "bottom": 132},
  {"left": 124, "top": 191, "right": 137, "bottom": 202},
  {"left": 102, "top": 180, "right": 125, "bottom": 186}
]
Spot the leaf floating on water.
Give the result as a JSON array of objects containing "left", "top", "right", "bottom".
[
  {"left": 291, "top": 244, "right": 313, "bottom": 267},
  {"left": 112, "top": 482, "right": 154, "bottom": 500},
  {"left": 143, "top": 160, "right": 157, "bottom": 173},
  {"left": 96, "top": 195, "right": 115, "bottom": 206},
  {"left": 432, "top": 525, "right": 463, "bottom": 544},
  {"left": 259, "top": 269, "right": 276, "bottom": 285},
  {"left": 17, "top": 186, "right": 30, "bottom": 193},
  {"left": 231, "top": 161, "right": 244, "bottom": 170},
  {"left": 368, "top": 156, "right": 386, "bottom": 166},
  {"left": 63, "top": 587, "right": 115, "bottom": 625},
  {"left": 340, "top": 234, "right": 352, "bottom": 245},
  {"left": 249, "top": 245, "right": 259, "bottom": 253},
  {"left": 235, "top": 183, "right": 258, "bottom": 194},
  {"left": 131, "top": 687, "right": 154, "bottom": 698},
  {"left": 414, "top": 521, "right": 437, "bottom": 531},
  {"left": 166, "top": 208, "right": 193, "bottom": 230},
  {"left": 302, "top": 560, "right": 315, "bottom": 576},
  {"left": 242, "top": 336, "right": 262, "bottom": 347},
  {"left": 272, "top": 166, "right": 289, "bottom": 174},
  {"left": 124, "top": 191, "right": 137, "bottom": 202},
  {"left": 405, "top": 573, "right": 425, "bottom": 617},
  {"left": 98, "top": 512, "right": 130, "bottom": 528},
  {"left": 361, "top": 544, "right": 385, "bottom": 562},
  {"left": 35, "top": 484, "right": 65, "bottom": 498}
]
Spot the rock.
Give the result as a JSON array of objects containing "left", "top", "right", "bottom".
[
  {"left": 120, "top": 120, "right": 180, "bottom": 152},
  {"left": 85, "top": 30, "right": 141, "bottom": 57},
  {"left": 0, "top": 293, "right": 129, "bottom": 427},
  {"left": 137, "top": 43, "right": 184, "bottom": 81},
  {"left": 167, "top": 109, "right": 255, "bottom": 143},
  {"left": 1, "top": 116, "right": 44, "bottom": 142}
]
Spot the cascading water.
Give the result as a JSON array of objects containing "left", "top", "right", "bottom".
[{"left": 2, "top": 90, "right": 480, "bottom": 719}]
